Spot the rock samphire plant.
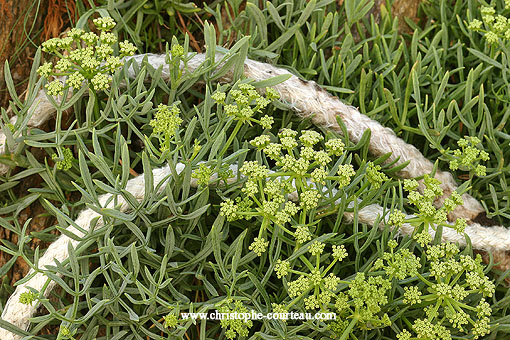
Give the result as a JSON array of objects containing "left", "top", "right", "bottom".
[{"left": 1, "top": 1, "right": 510, "bottom": 339}]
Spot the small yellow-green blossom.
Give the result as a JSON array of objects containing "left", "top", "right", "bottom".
[
  {"left": 265, "top": 87, "right": 280, "bottom": 100},
  {"left": 274, "top": 259, "right": 290, "bottom": 278},
  {"left": 37, "top": 62, "right": 53, "bottom": 77},
  {"left": 403, "top": 178, "right": 419, "bottom": 191},
  {"left": 325, "top": 138, "right": 345, "bottom": 156},
  {"left": 259, "top": 115, "right": 274, "bottom": 129},
  {"left": 337, "top": 164, "right": 356, "bottom": 187},
  {"left": 240, "top": 161, "right": 269, "bottom": 179},
  {"left": 119, "top": 40, "right": 137, "bottom": 56},
  {"left": 93, "top": 17, "right": 116, "bottom": 31},
  {"left": 453, "top": 218, "right": 467, "bottom": 233},
  {"left": 220, "top": 199, "right": 239, "bottom": 221},
  {"left": 314, "top": 150, "right": 332, "bottom": 166},
  {"left": 366, "top": 162, "right": 389, "bottom": 188},
  {"left": 52, "top": 147, "right": 74, "bottom": 171},
  {"left": 396, "top": 329, "right": 412, "bottom": 340},
  {"left": 218, "top": 299, "right": 253, "bottom": 339},
  {"left": 46, "top": 80, "right": 64, "bottom": 96},
  {"left": 150, "top": 103, "right": 183, "bottom": 139},
  {"left": 344, "top": 273, "right": 391, "bottom": 328},
  {"left": 67, "top": 72, "right": 85, "bottom": 88},
  {"left": 414, "top": 230, "right": 432, "bottom": 247},
  {"left": 211, "top": 91, "right": 226, "bottom": 104},
  {"left": 404, "top": 174, "right": 465, "bottom": 234},
  {"left": 81, "top": 32, "right": 99, "bottom": 45},
  {"left": 294, "top": 225, "right": 312, "bottom": 244},
  {"left": 55, "top": 58, "right": 72, "bottom": 72},
  {"left": 19, "top": 290, "right": 38, "bottom": 305},
  {"left": 39, "top": 17, "right": 135, "bottom": 96},
  {"left": 448, "top": 136, "right": 489, "bottom": 176},
  {"left": 412, "top": 319, "right": 451, "bottom": 340},
  {"left": 388, "top": 209, "right": 406, "bottom": 227},
  {"left": 397, "top": 241, "right": 495, "bottom": 339},
  {"left": 192, "top": 163, "right": 213, "bottom": 187},
  {"left": 309, "top": 241, "right": 325, "bottom": 256},
  {"left": 250, "top": 135, "right": 271, "bottom": 149},
  {"left": 332, "top": 244, "right": 348, "bottom": 261},
  {"left": 242, "top": 179, "right": 258, "bottom": 196},
  {"left": 281, "top": 136, "right": 298, "bottom": 149},
  {"left": 403, "top": 286, "right": 422, "bottom": 305},
  {"left": 299, "top": 130, "right": 323, "bottom": 147},
  {"left": 99, "top": 32, "right": 117, "bottom": 45},
  {"left": 91, "top": 73, "right": 111, "bottom": 91},
  {"left": 60, "top": 326, "right": 74, "bottom": 340},
  {"left": 249, "top": 237, "right": 269, "bottom": 256},
  {"left": 374, "top": 247, "right": 421, "bottom": 280},
  {"left": 278, "top": 128, "right": 298, "bottom": 138},
  {"left": 288, "top": 275, "right": 311, "bottom": 297},
  {"left": 163, "top": 313, "right": 179, "bottom": 328},
  {"left": 311, "top": 167, "right": 327, "bottom": 184},
  {"left": 171, "top": 43, "right": 184, "bottom": 57},
  {"left": 300, "top": 190, "right": 321, "bottom": 210},
  {"left": 324, "top": 273, "right": 341, "bottom": 291},
  {"left": 271, "top": 303, "right": 288, "bottom": 320}
]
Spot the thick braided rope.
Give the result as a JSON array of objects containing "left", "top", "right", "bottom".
[
  {"left": 0, "top": 162, "right": 504, "bottom": 339},
  {"left": 0, "top": 53, "right": 483, "bottom": 221}
]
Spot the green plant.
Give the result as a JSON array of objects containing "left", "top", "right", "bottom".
[{"left": 2, "top": 1, "right": 510, "bottom": 340}]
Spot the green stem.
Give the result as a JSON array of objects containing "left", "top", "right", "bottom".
[
  {"left": 219, "top": 120, "right": 243, "bottom": 157},
  {"left": 339, "top": 317, "right": 358, "bottom": 340}
]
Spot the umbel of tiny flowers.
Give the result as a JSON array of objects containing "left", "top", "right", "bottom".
[
  {"left": 372, "top": 239, "right": 421, "bottom": 280},
  {"left": 163, "top": 313, "right": 179, "bottom": 328},
  {"left": 149, "top": 103, "right": 183, "bottom": 153},
  {"left": 274, "top": 243, "right": 348, "bottom": 315},
  {"left": 51, "top": 147, "right": 74, "bottom": 171},
  {"left": 468, "top": 4, "right": 510, "bottom": 45},
  {"left": 211, "top": 84, "right": 279, "bottom": 128},
  {"left": 217, "top": 298, "right": 254, "bottom": 339},
  {"left": 37, "top": 16, "right": 137, "bottom": 96},
  {"left": 391, "top": 175, "right": 468, "bottom": 247},
  {"left": 396, "top": 242, "right": 494, "bottom": 340},
  {"left": 330, "top": 272, "right": 392, "bottom": 336},
  {"left": 59, "top": 325, "right": 76, "bottom": 340},
  {"left": 219, "top": 127, "right": 355, "bottom": 256},
  {"left": 443, "top": 136, "right": 490, "bottom": 177},
  {"left": 19, "top": 290, "right": 38, "bottom": 305}
]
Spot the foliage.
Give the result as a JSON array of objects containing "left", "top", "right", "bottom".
[{"left": 1, "top": 1, "right": 510, "bottom": 340}]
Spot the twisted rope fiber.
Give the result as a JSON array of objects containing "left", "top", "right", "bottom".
[
  {"left": 0, "top": 53, "right": 508, "bottom": 338},
  {"left": 0, "top": 163, "right": 504, "bottom": 340}
]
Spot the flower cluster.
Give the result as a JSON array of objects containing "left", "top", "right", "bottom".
[
  {"left": 19, "top": 290, "right": 38, "bottom": 305},
  {"left": 331, "top": 272, "right": 391, "bottom": 334},
  {"left": 402, "top": 175, "right": 467, "bottom": 246},
  {"left": 163, "top": 313, "right": 179, "bottom": 328},
  {"left": 219, "top": 127, "right": 355, "bottom": 256},
  {"left": 365, "top": 162, "right": 389, "bottom": 188},
  {"left": 373, "top": 240, "right": 421, "bottom": 280},
  {"left": 468, "top": 5, "right": 510, "bottom": 45},
  {"left": 396, "top": 242, "right": 494, "bottom": 340},
  {"left": 211, "top": 84, "right": 279, "bottom": 128},
  {"left": 192, "top": 163, "right": 213, "bottom": 187},
  {"left": 149, "top": 103, "right": 183, "bottom": 152},
  {"left": 446, "top": 136, "right": 490, "bottom": 177},
  {"left": 38, "top": 17, "right": 137, "bottom": 95},
  {"left": 217, "top": 299, "right": 253, "bottom": 339},
  {"left": 59, "top": 326, "right": 76, "bottom": 340},
  {"left": 52, "top": 147, "right": 74, "bottom": 171},
  {"left": 276, "top": 242, "right": 348, "bottom": 313}
]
